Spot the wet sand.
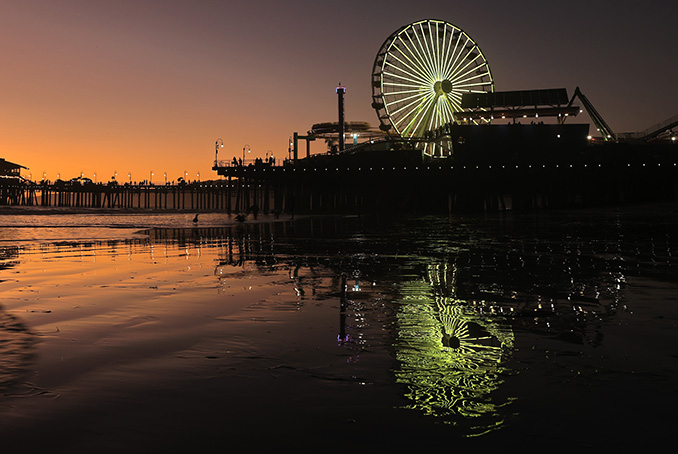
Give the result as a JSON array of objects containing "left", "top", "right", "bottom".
[{"left": 1, "top": 207, "right": 677, "bottom": 451}]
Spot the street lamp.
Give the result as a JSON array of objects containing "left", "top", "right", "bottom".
[
  {"left": 164, "top": 172, "right": 167, "bottom": 184},
  {"left": 242, "top": 144, "right": 251, "bottom": 164},
  {"left": 197, "top": 172, "right": 200, "bottom": 181},
  {"left": 215, "top": 138, "right": 224, "bottom": 165},
  {"left": 94, "top": 172, "right": 97, "bottom": 183},
  {"left": 288, "top": 136, "right": 292, "bottom": 161},
  {"left": 128, "top": 171, "right": 132, "bottom": 184},
  {"left": 150, "top": 170, "right": 154, "bottom": 184}
]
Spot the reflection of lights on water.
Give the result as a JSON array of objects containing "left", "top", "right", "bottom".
[{"left": 394, "top": 277, "right": 514, "bottom": 436}]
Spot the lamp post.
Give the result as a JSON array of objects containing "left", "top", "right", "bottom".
[
  {"left": 288, "top": 137, "right": 292, "bottom": 161},
  {"left": 242, "top": 144, "right": 250, "bottom": 164},
  {"left": 197, "top": 172, "right": 200, "bottom": 182},
  {"left": 150, "top": 170, "right": 154, "bottom": 185},
  {"left": 128, "top": 172, "right": 132, "bottom": 184},
  {"left": 94, "top": 172, "right": 97, "bottom": 183},
  {"left": 164, "top": 172, "right": 167, "bottom": 184},
  {"left": 215, "top": 138, "right": 224, "bottom": 165}
]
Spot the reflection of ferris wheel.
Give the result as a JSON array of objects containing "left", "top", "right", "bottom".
[{"left": 371, "top": 19, "right": 494, "bottom": 153}]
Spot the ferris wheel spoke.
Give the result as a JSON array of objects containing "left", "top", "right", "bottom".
[
  {"left": 448, "top": 55, "right": 485, "bottom": 85},
  {"left": 383, "top": 88, "right": 430, "bottom": 97},
  {"left": 384, "top": 55, "right": 432, "bottom": 86},
  {"left": 398, "top": 93, "right": 436, "bottom": 136},
  {"left": 383, "top": 81, "right": 427, "bottom": 90},
  {"left": 447, "top": 90, "right": 463, "bottom": 102},
  {"left": 411, "top": 23, "right": 437, "bottom": 80},
  {"left": 419, "top": 21, "right": 440, "bottom": 80},
  {"left": 438, "top": 23, "right": 449, "bottom": 79},
  {"left": 429, "top": 101, "right": 441, "bottom": 129},
  {"left": 431, "top": 22, "right": 442, "bottom": 79},
  {"left": 409, "top": 96, "right": 439, "bottom": 136},
  {"left": 404, "top": 32, "right": 437, "bottom": 82},
  {"left": 453, "top": 80, "right": 493, "bottom": 89},
  {"left": 443, "top": 31, "right": 462, "bottom": 79},
  {"left": 436, "top": 99, "right": 452, "bottom": 128},
  {"left": 393, "top": 36, "right": 433, "bottom": 82},
  {"left": 447, "top": 44, "right": 478, "bottom": 82},
  {"left": 385, "top": 91, "right": 431, "bottom": 112},
  {"left": 387, "top": 42, "right": 432, "bottom": 80},
  {"left": 389, "top": 92, "right": 433, "bottom": 120},
  {"left": 448, "top": 96, "right": 463, "bottom": 113},
  {"left": 443, "top": 35, "right": 470, "bottom": 83},
  {"left": 383, "top": 70, "right": 431, "bottom": 87},
  {"left": 448, "top": 61, "right": 488, "bottom": 86},
  {"left": 427, "top": 25, "right": 445, "bottom": 82},
  {"left": 441, "top": 97, "right": 458, "bottom": 122},
  {"left": 391, "top": 95, "right": 434, "bottom": 125}
]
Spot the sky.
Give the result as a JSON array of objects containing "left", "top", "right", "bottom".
[{"left": 1, "top": 0, "right": 676, "bottom": 183}]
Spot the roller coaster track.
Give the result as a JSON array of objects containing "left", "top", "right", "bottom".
[{"left": 616, "top": 113, "right": 678, "bottom": 143}]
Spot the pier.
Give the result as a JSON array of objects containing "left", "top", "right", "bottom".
[{"left": 3, "top": 138, "right": 677, "bottom": 214}]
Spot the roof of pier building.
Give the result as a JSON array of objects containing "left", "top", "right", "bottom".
[
  {"left": 460, "top": 88, "right": 580, "bottom": 121},
  {"left": 0, "top": 158, "right": 27, "bottom": 177}
]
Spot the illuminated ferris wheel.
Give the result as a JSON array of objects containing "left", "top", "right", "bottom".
[{"left": 372, "top": 19, "right": 494, "bottom": 155}]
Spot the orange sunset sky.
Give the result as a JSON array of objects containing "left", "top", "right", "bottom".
[{"left": 1, "top": 0, "right": 675, "bottom": 183}]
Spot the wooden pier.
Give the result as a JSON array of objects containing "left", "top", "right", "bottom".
[{"left": 3, "top": 141, "right": 678, "bottom": 214}]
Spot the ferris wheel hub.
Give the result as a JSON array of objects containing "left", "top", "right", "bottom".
[{"left": 434, "top": 79, "right": 454, "bottom": 96}]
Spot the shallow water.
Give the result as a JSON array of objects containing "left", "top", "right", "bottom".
[{"left": 1, "top": 206, "right": 677, "bottom": 451}]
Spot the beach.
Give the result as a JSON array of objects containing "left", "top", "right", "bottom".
[{"left": 1, "top": 206, "right": 677, "bottom": 451}]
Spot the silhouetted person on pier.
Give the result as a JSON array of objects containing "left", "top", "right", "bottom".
[
  {"left": 193, "top": 214, "right": 199, "bottom": 223},
  {"left": 235, "top": 214, "right": 246, "bottom": 223}
]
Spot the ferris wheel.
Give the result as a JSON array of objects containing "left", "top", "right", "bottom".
[{"left": 372, "top": 19, "right": 494, "bottom": 155}]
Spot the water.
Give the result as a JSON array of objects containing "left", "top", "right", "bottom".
[{"left": 0, "top": 206, "right": 676, "bottom": 451}]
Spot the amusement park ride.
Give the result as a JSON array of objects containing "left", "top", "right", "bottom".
[
  {"left": 208, "top": 19, "right": 677, "bottom": 214},
  {"left": 276, "top": 19, "right": 675, "bottom": 161}
]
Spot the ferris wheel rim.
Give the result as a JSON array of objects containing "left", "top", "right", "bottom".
[{"left": 371, "top": 19, "right": 494, "bottom": 143}]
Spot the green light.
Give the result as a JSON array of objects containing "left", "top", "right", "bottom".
[{"left": 392, "top": 264, "right": 514, "bottom": 435}]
